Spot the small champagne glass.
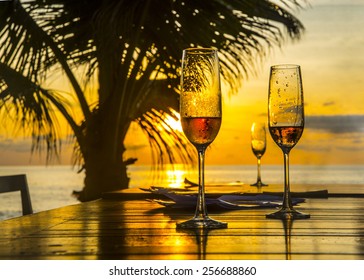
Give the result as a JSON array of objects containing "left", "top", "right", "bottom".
[
  {"left": 250, "top": 122, "right": 268, "bottom": 187},
  {"left": 266, "top": 64, "right": 310, "bottom": 219},
  {"left": 178, "top": 48, "right": 227, "bottom": 229}
]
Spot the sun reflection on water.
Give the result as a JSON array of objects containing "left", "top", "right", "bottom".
[{"left": 165, "top": 168, "right": 187, "bottom": 188}]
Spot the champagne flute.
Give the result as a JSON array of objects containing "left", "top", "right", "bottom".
[
  {"left": 250, "top": 122, "right": 268, "bottom": 187},
  {"left": 266, "top": 64, "right": 310, "bottom": 219},
  {"left": 178, "top": 48, "right": 227, "bottom": 229}
]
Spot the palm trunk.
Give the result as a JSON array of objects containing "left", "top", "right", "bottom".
[
  {"left": 78, "top": 146, "right": 129, "bottom": 202},
  {"left": 75, "top": 110, "right": 131, "bottom": 201},
  {"left": 72, "top": 23, "right": 131, "bottom": 202}
]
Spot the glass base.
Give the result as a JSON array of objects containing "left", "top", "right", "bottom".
[
  {"left": 177, "top": 217, "right": 227, "bottom": 229},
  {"left": 250, "top": 182, "right": 268, "bottom": 187},
  {"left": 266, "top": 208, "right": 310, "bottom": 220}
]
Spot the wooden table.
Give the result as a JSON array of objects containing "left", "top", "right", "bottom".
[{"left": 1, "top": 184, "right": 364, "bottom": 260}]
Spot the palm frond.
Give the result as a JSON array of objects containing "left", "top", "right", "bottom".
[
  {"left": 0, "top": 62, "right": 76, "bottom": 162},
  {"left": 109, "top": 0, "right": 304, "bottom": 90},
  {"left": 0, "top": 0, "right": 91, "bottom": 119},
  {"left": 137, "top": 108, "right": 195, "bottom": 166}
]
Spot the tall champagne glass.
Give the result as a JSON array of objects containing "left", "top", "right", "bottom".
[
  {"left": 266, "top": 64, "right": 310, "bottom": 219},
  {"left": 250, "top": 122, "right": 268, "bottom": 187},
  {"left": 178, "top": 48, "right": 227, "bottom": 229}
]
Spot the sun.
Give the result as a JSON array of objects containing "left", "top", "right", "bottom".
[{"left": 164, "top": 114, "right": 183, "bottom": 132}]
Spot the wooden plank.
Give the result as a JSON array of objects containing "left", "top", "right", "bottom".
[{"left": 1, "top": 235, "right": 363, "bottom": 260}]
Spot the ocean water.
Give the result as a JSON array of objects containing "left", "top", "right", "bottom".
[{"left": 0, "top": 164, "right": 363, "bottom": 221}]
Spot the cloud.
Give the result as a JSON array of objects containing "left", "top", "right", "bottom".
[
  {"left": 125, "top": 144, "right": 148, "bottom": 151},
  {"left": 0, "top": 136, "right": 31, "bottom": 153},
  {"left": 0, "top": 134, "right": 75, "bottom": 154},
  {"left": 295, "top": 144, "right": 331, "bottom": 152},
  {"left": 305, "top": 114, "right": 364, "bottom": 134},
  {"left": 322, "top": 101, "right": 335, "bottom": 107},
  {"left": 314, "top": 0, "right": 364, "bottom": 5}
]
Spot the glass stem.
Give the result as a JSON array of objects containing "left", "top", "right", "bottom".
[
  {"left": 257, "top": 157, "right": 262, "bottom": 183},
  {"left": 194, "top": 147, "right": 208, "bottom": 219},
  {"left": 282, "top": 152, "right": 293, "bottom": 210}
]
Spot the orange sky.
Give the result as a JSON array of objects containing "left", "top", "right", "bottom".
[{"left": 1, "top": 1, "right": 364, "bottom": 166}]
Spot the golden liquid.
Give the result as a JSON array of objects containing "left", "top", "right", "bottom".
[
  {"left": 181, "top": 117, "right": 221, "bottom": 147},
  {"left": 269, "top": 126, "right": 303, "bottom": 150},
  {"left": 252, "top": 140, "right": 266, "bottom": 158}
]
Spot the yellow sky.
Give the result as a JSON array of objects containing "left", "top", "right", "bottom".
[{"left": 1, "top": 1, "right": 364, "bottom": 166}]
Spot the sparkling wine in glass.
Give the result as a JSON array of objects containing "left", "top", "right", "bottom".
[
  {"left": 178, "top": 48, "right": 227, "bottom": 229},
  {"left": 266, "top": 64, "right": 310, "bottom": 219},
  {"left": 250, "top": 122, "right": 268, "bottom": 187}
]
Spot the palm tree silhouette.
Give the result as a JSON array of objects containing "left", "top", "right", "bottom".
[{"left": 0, "top": 0, "right": 305, "bottom": 201}]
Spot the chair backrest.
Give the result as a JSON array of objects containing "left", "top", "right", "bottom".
[{"left": 0, "top": 174, "right": 33, "bottom": 215}]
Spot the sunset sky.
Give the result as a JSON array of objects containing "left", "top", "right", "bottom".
[{"left": 0, "top": 0, "right": 364, "bottom": 166}]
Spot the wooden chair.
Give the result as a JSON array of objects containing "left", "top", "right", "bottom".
[{"left": 0, "top": 174, "right": 33, "bottom": 215}]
